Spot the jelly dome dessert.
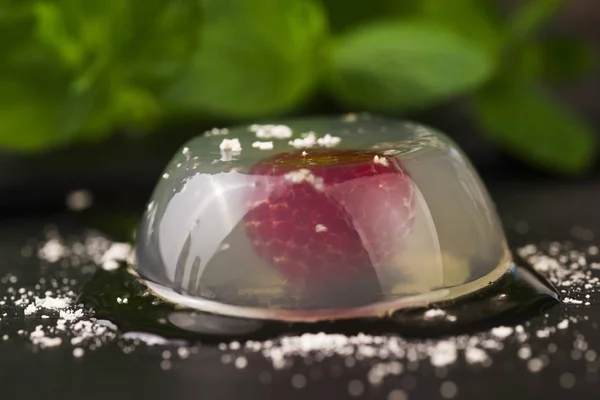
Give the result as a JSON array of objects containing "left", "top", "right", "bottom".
[{"left": 133, "top": 115, "right": 512, "bottom": 321}]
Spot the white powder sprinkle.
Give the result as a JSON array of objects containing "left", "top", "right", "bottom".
[
  {"left": 423, "top": 308, "right": 456, "bottom": 322},
  {"left": 315, "top": 224, "right": 327, "bottom": 233},
  {"left": 283, "top": 169, "right": 324, "bottom": 192},
  {"left": 219, "top": 138, "right": 242, "bottom": 152},
  {"left": 29, "top": 326, "right": 62, "bottom": 348},
  {"left": 23, "top": 304, "right": 37, "bottom": 316},
  {"left": 66, "top": 190, "right": 93, "bottom": 212},
  {"left": 518, "top": 347, "right": 532, "bottom": 360},
  {"left": 101, "top": 242, "right": 132, "bottom": 271},
  {"left": 424, "top": 309, "right": 446, "bottom": 319},
  {"left": 177, "top": 347, "right": 190, "bottom": 359},
  {"left": 490, "top": 326, "right": 513, "bottom": 339},
  {"left": 291, "top": 374, "right": 307, "bottom": 389},
  {"left": 234, "top": 356, "right": 248, "bottom": 369},
  {"left": 560, "top": 372, "right": 576, "bottom": 389},
  {"left": 464, "top": 347, "right": 489, "bottom": 365},
  {"left": 367, "top": 361, "right": 403, "bottom": 386},
  {"left": 387, "top": 389, "right": 408, "bottom": 400},
  {"left": 251, "top": 124, "right": 292, "bottom": 139},
  {"left": 527, "top": 358, "right": 544, "bottom": 373},
  {"left": 288, "top": 132, "right": 342, "bottom": 149},
  {"left": 73, "top": 347, "right": 85, "bottom": 358},
  {"left": 122, "top": 332, "right": 168, "bottom": 346},
  {"left": 348, "top": 380, "right": 365, "bottom": 396},
  {"left": 536, "top": 328, "right": 551, "bottom": 338},
  {"left": 289, "top": 132, "right": 317, "bottom": 149},
  {"left": 373, "top": 155, "right": 390, "bottom": 167},
  {"left": 204, "top": 127, "right": 229, "bottom": 137},
  {"left": 429, "top": 341, "right": 457, "bottom": 367},
  {"left": 102, "top": 260, "right": 119, "bottom": 271},
  {"left": 557, "top": 319, "right": 569, "bottom": 329},
  {"left": 440, "top": 381, "right": 458, "bottom": 399},
  {"left": 316, "top": 133, "right": 341, "bottom": 148},
  {"left": 37, "top": 239, "right": 68, "bottom": 263},
  {"left": 252, "top": 141, "right": 274, "bottom": 150},
  {"left": 160, "top": 360, "right": 172, "bottom": 370}
]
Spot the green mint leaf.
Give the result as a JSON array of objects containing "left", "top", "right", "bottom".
[
  {"left": 474, "top": 81, "right": 596, "bottom": 174},
  {"left": 322, "top": 0, "right": 418, "bottom": 34},
  {"left": 163, "top": 0, "right": 327, "bottom": 119},
  {"left": 507, "top": 0, "right": 564, "bottom": 42},
  {"left": 0, "top": 78, "right": 77, "bottom": 152},
  {"left": 0, "top": 0, "right": 198, "bottom": 152},
  {"left": 538, "top": 37, "right": 596, "bottom": 82},
  {"left": 416, "top": 0, "right": 503, "bottom": 55},
  {"left": 327, "top": 21, "right": 494, "bottom": 112}
]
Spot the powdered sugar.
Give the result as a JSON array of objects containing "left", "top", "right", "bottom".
[
  {"left": 101, "top": 243, "right": 132, "bottom": 271},
  {"left": 316, "top": 134, "right": 342, "bottom": 148},
  {"left": 288, "top": 132, "right": 342, "bottom": 149},
  {"left": 250, "top": 124, "right": 292, "bottom": 139},
  {"left": 288, "top": 132, "right": 317, "bottom": 149},
  {"left": 252, "top": 141, "right": 274, "bottom": 151},
  {"left": 283, "top": 169, "right": 325, "bottom": 192},
  {"left": 219, "top": 138, "right": 242, "bottom": 152}
]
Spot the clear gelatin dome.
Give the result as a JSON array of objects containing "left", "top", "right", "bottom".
[{"left": 134, "top": 115, "right": 512, "bottom": 322}]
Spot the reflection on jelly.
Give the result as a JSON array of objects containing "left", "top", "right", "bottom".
[{"left": 134, "top": 115, "right": 512, "bottom": 321}]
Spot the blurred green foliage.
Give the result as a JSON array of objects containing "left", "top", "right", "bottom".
[{"left": 0, "top": 0, "right": 596, "bottom": 173}]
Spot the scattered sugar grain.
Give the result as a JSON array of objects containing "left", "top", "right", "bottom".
[
  {"left": 560, "top": 373, "right": 576, "bottom": 389},
  {"left": 316, "top": 134, "right": 341, "bottom": 148},
  {"left": 251, "top": 124, "right": 292, "bottom": 139},
  {"left": 557, "top": 319, "right": 569, "bottom": 329},
  {"left": 289, "top": 132, "right": 317, "bottom": 149},
  {"left": 464, "top": 347, "right": 489, "bottom": 365},
  {"left": 219, "top": 138, "right": 242, "bottom": 152},
  {"left": 348, "top": 380, "right": 365, "bottom": 396},
  {"left": 177, "top": 347, "right": 190, "bottom": 359},
  {"left": 440, "top": 381, "right": 458, "bottom": 399},
  {"left": 160, "top": 360, "right": 172, "bottom": 370},
  {"left": 527, "top": 358, "right": 544, "bottom": 373},
  {"left": 73, "top": 347, "right": 85, "bottom": 358},
  {"left": 518, "top": 347, "right": 532, "bottom": 360},
  {"left": 387, "top": 389, "right": 408, "bottom": 400},
  {"left": 490, "top": 327, "right": 513, "bottom": 339},
  {"left": 235, "top": 356, "right": 248, "bottom": 369},
  {"left": 291, "top": 374, "right": 307, "bottom": 389},
  {"left": 368, "top": 361, "right": 403, "bottom": 386},
  {"left": 563, "top": 298, "right": 583, "bottom": 305},
  {"left": 205, "top": 127, "right": 229, "bottom": 137},
  {"left": 122, "top": 332, "right": 168, "bottom": 346},
  {"left": 66, "top": 190, "right": 93, "bottom": 212},
  {"left": 252, "top": 141, "right": 274, "bottom": 150}
]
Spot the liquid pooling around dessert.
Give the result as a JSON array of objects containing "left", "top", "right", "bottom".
[{"left": 133, "top": 115, "right": 513, "bottom": 321}]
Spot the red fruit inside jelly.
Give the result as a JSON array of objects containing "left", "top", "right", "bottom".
[{"left": 244, "top": 150, "right": 415, "bottom": 286}]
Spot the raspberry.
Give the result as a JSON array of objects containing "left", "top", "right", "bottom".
[{"left": 244, "top": 150, "right": 415, "bottom": 288}]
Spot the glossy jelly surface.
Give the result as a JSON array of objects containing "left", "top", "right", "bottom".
[{"left": 134, "top": 115, "right": 512, "bottom": 321}]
